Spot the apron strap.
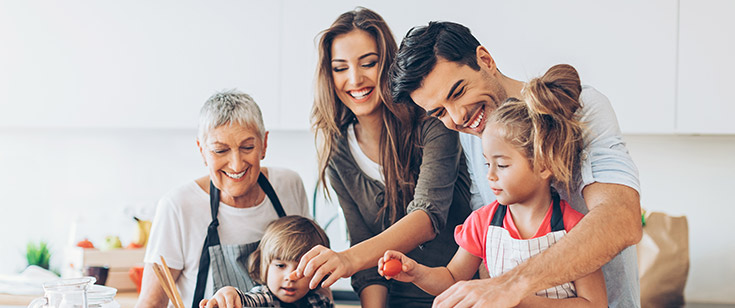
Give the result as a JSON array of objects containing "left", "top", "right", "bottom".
[
  {"left": 490, "top": 204, "right": 507, "bottom": 227},
  {"left": 192, "top": 172, "right": 285, "bottom": 307},
  {"left": 258, "top": 172, "right": 286, "bottom": 218},
  {"left": 192, "top": 181, "right": 221, "bottom": 307},
  {"left": 549, "top": 190, "right": 565, "bottom": 232}
]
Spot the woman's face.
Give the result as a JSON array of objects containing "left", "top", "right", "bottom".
[
  {"left": 330, "top": 29, "right": 382, "bottom": 120},
  {"left": 198, "top": 122, "right": 268, "bottom": 206}
]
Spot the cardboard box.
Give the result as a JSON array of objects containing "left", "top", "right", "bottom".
[{"left": 64, "top": 247, "right": 145, "bottom": 291}]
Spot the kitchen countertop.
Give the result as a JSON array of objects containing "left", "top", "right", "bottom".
[
  {"left": 3, "top": 291, "right": 734, "bottom": 308},
  {"left": 0, "top": 291, "right": 361, "bottom": 308},
  {"left": 0, "top": 291, "right": 138, "bottom": 308}
]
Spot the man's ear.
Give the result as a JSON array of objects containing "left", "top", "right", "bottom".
[{"left": 476, "top": 46, "right": 497, "bottom": 72}]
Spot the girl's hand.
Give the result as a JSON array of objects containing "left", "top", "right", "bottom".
[
  {"left": 199, "top": 286, "right": 242, "bottom": 308},
  {"left": 292, "top": 245, "right": 355, "bottom": 289},
  {"left": 378, "top": 250, "right": 419, "bottom": 283}
]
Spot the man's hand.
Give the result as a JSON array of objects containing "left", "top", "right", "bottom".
[{"left": 432, "top": 277, "right": 524, "bottom": 308}]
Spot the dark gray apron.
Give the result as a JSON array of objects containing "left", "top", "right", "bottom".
[{"left": 191, "top": 173, "right": 286, "bottom": 307}]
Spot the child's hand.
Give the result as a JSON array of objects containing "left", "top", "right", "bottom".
[
  {"left": 199, "top": 286, "right": 242, "bottom": 308},
  {"left": 378, "top": 250, "right": 419, "bottom": 283}
]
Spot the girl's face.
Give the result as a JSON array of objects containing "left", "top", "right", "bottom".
[
  {"left": 481, "top": 124, "right": 551, "bottom": 206},
  {"left": 197, "top": 123, "right": 268, "bottom": 207},
  {"left": 266, "top": 259, "right": 310, "bottom": 303},
  {"left": 330, "top": 29, "right": 382, "bottom": 121}
]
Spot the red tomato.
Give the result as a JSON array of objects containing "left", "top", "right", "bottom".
[
  {"left": 76, "top": 238, "right": 94, "bottom": 249},
  {"left": 382, "top": 259, "right": 402, "bottom": 276}
]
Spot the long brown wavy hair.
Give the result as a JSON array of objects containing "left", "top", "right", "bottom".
[
  {"left": 311, "top": 7, "right": 424, "bottom": 224},
  {"left": 488, "top": 64, "right": 585, "bottom": 193}
]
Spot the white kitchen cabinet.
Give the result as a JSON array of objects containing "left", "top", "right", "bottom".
[
  {"left": 464, "top": 1, "right": 679, "bottom": 134},
  {"left": 280, "top": 0, "right": 678, "bottom": 133},
  {"left": 0, "top": 1, "right": 282, "bottom": 130},
  {"left": 0, "top": 1, "right": 689, "bottom": 134},
  {"left": 677, "top": 0, "right": 735, "bottom": 134}
]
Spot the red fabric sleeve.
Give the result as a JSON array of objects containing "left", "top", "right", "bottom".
[{"left": 454, "top": 202, "right": 499, "bottom": 260}]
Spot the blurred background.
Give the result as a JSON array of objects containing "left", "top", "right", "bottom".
[{"left": 0, "top": 0, "right": 733, "bottom": 304}]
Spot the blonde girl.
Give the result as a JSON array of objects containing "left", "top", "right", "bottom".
[{"left": 381, "top": 64, "right": 608, "bottom": 307}]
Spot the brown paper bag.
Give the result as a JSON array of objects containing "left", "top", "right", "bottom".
[{"left": 637, "top": 211, "right": 689, "bottom": 308}]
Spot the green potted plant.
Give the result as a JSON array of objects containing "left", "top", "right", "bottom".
[{"left": 26, "top": 240, "right": 51, "bottom": 270}]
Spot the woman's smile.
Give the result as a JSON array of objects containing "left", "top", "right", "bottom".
[
  {"left": 223, "top": 168, "right": 248, "bottom": 181},
  {"left": 348, "top": 87, "right": 374, "bottom": 102}
]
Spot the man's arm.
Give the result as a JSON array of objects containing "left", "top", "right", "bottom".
[{"left": 433, "top": 182, "right": 641, "bottom": 308}]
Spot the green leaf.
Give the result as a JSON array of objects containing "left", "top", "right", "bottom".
[{"left": 25, "top": 240, "right": 51, "bottom": 270}]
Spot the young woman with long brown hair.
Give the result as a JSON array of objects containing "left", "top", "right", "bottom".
[{"left": 293, "top": 7, "right": 472, "bottom": 308}]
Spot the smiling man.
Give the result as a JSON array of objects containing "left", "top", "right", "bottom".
[{"left": 390, "top": 22, "right": 642, "bottom": 308}]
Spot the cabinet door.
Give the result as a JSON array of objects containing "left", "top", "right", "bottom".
[
  {"left": 281, "top": 0, "right": 678, "bottom": 133},
  {"left": 0, "top": 1, "right": 282, "bottom": 129},
  {"left": 465, "top": 0, "right": 678, "bottom": 134},
  {"left": 677, "top": 0, "right": 735, "bottom": 134}
]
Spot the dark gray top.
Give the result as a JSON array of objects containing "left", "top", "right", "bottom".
[{"left": 327, "top": 117, "right": 472, "bottom": 306}]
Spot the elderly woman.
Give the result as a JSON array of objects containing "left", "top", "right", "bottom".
[{"left": 136, "top": 90, "right": 309, "bottom": 308}]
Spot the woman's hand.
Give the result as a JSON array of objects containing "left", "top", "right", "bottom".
[
  {"left": 378, "top": 250, "right": 421, "bottom": 283},
  {"left": 199, "top": 286, "right": 241, "bottom": 308},
  {"left": 293, "top": 245, "right": 356, "bottom": 289}
]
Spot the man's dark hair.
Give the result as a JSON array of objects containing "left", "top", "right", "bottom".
[{"left": 390, "top": 21, "right": 482, "bottom": 105}]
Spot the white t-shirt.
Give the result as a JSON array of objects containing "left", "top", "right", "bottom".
[
  {"left": 144, "top": 167, "right": 309, "bottom": 307},
  {"left": 347, "top": 123, "right": 384, "bottom": 184}
]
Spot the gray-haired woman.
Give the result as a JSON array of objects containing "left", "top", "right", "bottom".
[{"left": 136, "top": 90, "right": 309, "bottom": 308}]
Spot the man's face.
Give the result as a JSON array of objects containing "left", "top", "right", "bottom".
[{"left": 410, "top": 57, "right": 508, "bottom": 136}]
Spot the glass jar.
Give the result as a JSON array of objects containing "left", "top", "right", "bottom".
[
  {"left": 28, "top": 277, "right": 94, "bottom": 308},
  {"left": 86, "top": 285, "right": 120, "bottom": 308}
]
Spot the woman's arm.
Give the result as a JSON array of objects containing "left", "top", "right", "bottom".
[
  {"left": 299, "top": 208, "right": 435, "bottom": 289},
  {"left": 135, "top": 263, "right": 181, "bottom": 308},
  {"left": 297, "top": 120, "right": 466, "bottom": 289},
  {"left": 359, "top": 285, "right": 388, "bottom": 308}
]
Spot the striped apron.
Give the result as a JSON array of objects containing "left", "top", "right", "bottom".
[
  {"left": 191, "top": 173, "right": 286, "bottom": 307},
  {"left": 485, "top": 192, "right": 578, "bottom": 299}
]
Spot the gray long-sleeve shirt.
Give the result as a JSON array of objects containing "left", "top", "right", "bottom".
[{"left": 326, "top": 117, "right": 472, "bottom": 306}]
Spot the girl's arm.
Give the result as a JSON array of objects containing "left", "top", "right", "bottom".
[
  {"left": 379, "top": 248, "right": 482, "bottom": 296},
  {"left": 515, "top": 268, "right": 607, "bottom": 308}
]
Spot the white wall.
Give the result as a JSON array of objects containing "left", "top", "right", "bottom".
[
  {"left": 1, "top": 0, "right": 734, "bottom": 304},
  {"left": 625, "top": 135, "right": 735, "bottom": 303}
]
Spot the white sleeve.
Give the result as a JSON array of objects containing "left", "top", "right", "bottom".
[
  {"left": 144, "top": 194, "right": 186, "bottom": 270},
  {"left": 578, "top": 86, "right": 641, "bottom": 194}
]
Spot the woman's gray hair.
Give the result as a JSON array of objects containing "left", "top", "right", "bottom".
[{"left": 197, "top": 90, "right": 266, "bottom": 143}]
